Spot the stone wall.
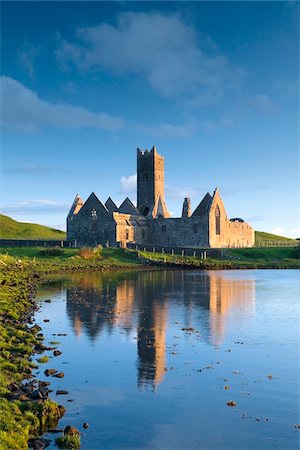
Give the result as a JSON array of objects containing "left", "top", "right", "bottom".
[
  {"left": 147, "top": 216, "right": 209, "bottom": 247},
  {"left": 114, "top": 213, "right": 150, "bottom": 245}
]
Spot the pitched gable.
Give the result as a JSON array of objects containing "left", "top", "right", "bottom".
[
  {"left": 119, "top": 197, "right": 140, "bottom": 215},
  {"left": 150, "top": 193, "right": 171, "bottom": 218},
  {"left": 105, "top": 197, "right": 119, "bottom": 213},
  {"left": 208, "top": 188, "right": 227, "bottom": 218},
  {"left": 192, "top": 192, "right": 212, "bottom": 216},
  {"left": 78, "top": 192, "right": 109, "bottom": 217},
  {"left": 67, "top": 194, "right": 83, "bottom": 218}
]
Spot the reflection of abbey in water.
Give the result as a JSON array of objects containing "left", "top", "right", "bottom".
[{"left": 65, "top": 271, "right": 255, "bottom": 389}]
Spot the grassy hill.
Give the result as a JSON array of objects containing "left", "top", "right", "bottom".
[
  {"left": 0, "top": 214, "right": 66, "bottom": 240},
  {"left": 255, "top": 230, "right": 298, "bottom": 246}
]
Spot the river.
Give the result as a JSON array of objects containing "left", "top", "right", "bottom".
[{"left": 36, "top": 269, "right": 299, "bottom": 449}]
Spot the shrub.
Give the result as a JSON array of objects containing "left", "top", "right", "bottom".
[{"left": 77, "top": 245, "right": 102, "bottom": 259}]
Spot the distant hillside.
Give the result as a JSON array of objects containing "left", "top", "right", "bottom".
[
  {"left": 0, "top": 214, "right": 66, "bottom": 240},
  {"left": 255, "top": 231, "right": 298, "bottom": 246}
]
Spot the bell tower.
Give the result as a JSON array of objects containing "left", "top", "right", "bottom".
[{"left": 137, "top": 146, "right": 166, "bottom": 216}]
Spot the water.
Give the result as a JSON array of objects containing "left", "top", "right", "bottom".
[{"left": 35, "top": 269, "right": 300, "bottom": 449}]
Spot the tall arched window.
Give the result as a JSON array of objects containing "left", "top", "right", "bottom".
[
  {"left": 215, "top": 205, "right": 221, "bottom": 235},
  {"left": 91, "top": 208, "right": 98, "bottom": 231}
]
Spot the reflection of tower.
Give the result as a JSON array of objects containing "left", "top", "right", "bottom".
[
  {"left": 114, "top": 280, "right": 135, "bottom": 330},
  {"left": 136, "top": 272, "right": 168, "bottom": 390}
]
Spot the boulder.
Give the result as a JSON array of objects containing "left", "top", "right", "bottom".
[{"left": 64, "top": 425, "right": 80, "bottom": 436}]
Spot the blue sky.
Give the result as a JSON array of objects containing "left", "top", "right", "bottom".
[{"left": 1, "top": 1, "right": 299, "bottom": 237}]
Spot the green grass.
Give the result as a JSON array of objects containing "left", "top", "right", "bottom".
[
  {"left": 37, "top": 355, "right": 49, "bottom": 364},
  {"left": 0, "top": 247, "right": 141, "bottom": 273},
  {"left": 0, "top": 214, "right": 66, "bottom": 240},
  {"left": 255, "top": 230, "right": 298, "bottom": 246},
  {"left": 139, "top": 245, "right": 300, "bottom": 269},
  {"left": 55, "top": 434, "right": 81, "bottom": 449}
]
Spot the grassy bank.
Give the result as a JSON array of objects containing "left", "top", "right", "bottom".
[
  {"left": 139, "top": 245, "right": 300, "bottom": 269},
  {"left": 0, "top": 247, "right": 142, "bottom": 449}
]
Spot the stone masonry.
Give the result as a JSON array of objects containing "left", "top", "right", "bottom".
[{"left": 67, "top": 147, "right": 254, "bottom": 248}]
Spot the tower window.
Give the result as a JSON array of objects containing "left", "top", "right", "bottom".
[
  {"left": 215, "top": 205, "right": 221, "bottom": 235},
  {"left": 91, "top": 209, "right": 97, "bottom": 219},
  {"left": 143, "top": 207, "right": 149, "bottom": 216},
  {"left": 144, "top": 173, "right": 148, "bottom": 179}
]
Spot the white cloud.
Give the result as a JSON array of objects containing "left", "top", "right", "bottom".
[
  {"left": 0, "top": 76, "right": 125, "bottom": 132},
  {"left": 4, "top": 164, "right": 68, "bottom": 176},
  {"left": 139, "top": 121, "right": 196, "bottom": 139},
  {"left": 120, "top": 173, "right": 137, "bottom": 194},
  {"left": 17, "top": 41, "right": 40, "bottom": 79},
  {"left": 56, "top": 12, "right": 244, "bottom": 104},
  {"left": 270, "top": 227, "right": 300, "bottom": 239},
  {"left": 1, "top": 199, "right": 69, "bottom": 215},
  {"left": 249, "top": 94, "right": 279, "bottom": 113}
]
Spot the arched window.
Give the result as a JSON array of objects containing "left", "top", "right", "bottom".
[
  {"left": 91, "top": 209, "right": 98, "bottom": 231},
  {"left": 215, "top": 205, "right": 221, "bottom": 235},
  {"left": 143, "top": 207, "right": 149, "bottom": 216}
]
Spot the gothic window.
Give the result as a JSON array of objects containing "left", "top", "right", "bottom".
[
  {"left": 91, "top": 209, "right": 97, "bottom": 231},
  {"left": 215, "top": 205, "right": 221, "bottom": 235},
  {"left": 193, "top": 224, "right": 198, "bottom": 234},
  {"left": 143, "top": 207, "right": 149, "bottom": 216},
  {"left": 126, "top": 230, "right": 129, "bottom": 240}
]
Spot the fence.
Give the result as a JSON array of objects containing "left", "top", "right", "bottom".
[
  {"left": 255, "top": 240, "right": 298, "bottom": 247},
  {"left": 0, "top": 239, "right": 73, "bottom": 247},
  {"left": 126, "top": 242, "right": 222, "bottom": 259}
]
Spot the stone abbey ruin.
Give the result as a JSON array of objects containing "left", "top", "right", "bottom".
[{"left": 67, "top": 147, "right": 254, "bottom": 248}]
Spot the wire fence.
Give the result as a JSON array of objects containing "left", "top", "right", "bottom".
[{"left": 255, "top": 240, "right": 299, "bottom": 247}]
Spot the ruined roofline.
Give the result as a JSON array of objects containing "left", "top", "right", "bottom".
[{"left": 137, "top": 146, "right": 157, "bottom": 156}]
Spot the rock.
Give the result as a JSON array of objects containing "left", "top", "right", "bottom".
[
  {"left": 31, "top": 389, "right": 44, "bottom": 400},
  {"left": 43, "top": 319, "right": 50, "bottom": 322},
  {"left": 39, "top": 381, "right": 51, "bottom": 387},
  {"left": 53, "top": 350, "right": 62, "bottom": 357},
  {"left": 44, "top": 369, "right": 57, "bottom": 377},
  {"left": 64, "top": 425, "right": 80, "bottom": 436},
  {"left": 226, "top": 400, "right": 237, "bottom": 407},
  {"left": 56, "top": 390, "right": 69, "bottom": 395},
  {"left": 44, "top": 299, "right": 51, "bottom": 303},
  {"left": 29, "top": 437, "right": 51, "bottom": 449},
  {"left": 53, "top": 372, "right": 64, "bottom": 378},
  {"left": 19, "top": 394, "right": 30, "bottom": 401},
  {"left": 83, "top": 422, "right": 89, "bottom": 429}
]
